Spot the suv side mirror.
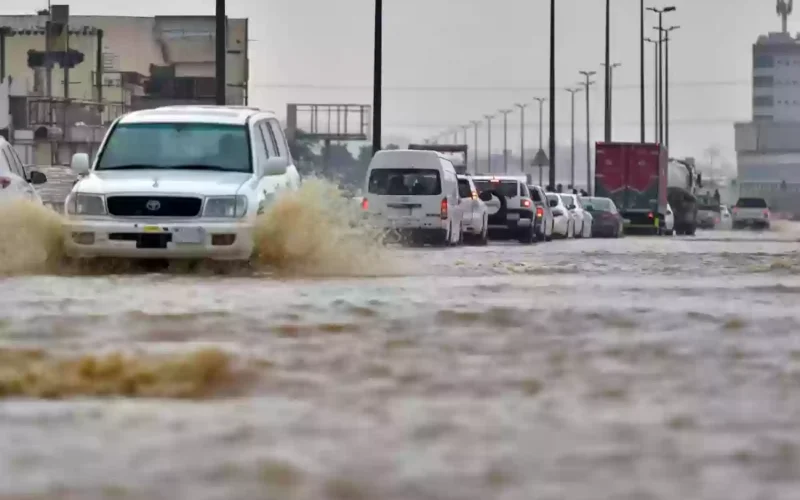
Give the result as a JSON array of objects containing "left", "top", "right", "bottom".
[
  {"left": 263, "top": 157, "right": 288, "bottom": 176},
  {"left": 28, "top": 170, "right": 47, "bottom": 185},
  {"left": 70, "top": 153, "right": 90, "bottom": 175}
]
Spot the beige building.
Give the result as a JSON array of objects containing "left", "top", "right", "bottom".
[{"left": 1, "top": 11, "right": 249, "bottom": 164}]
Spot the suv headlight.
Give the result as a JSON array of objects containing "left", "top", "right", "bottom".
[
  {"left": 203, "top": 195, "right": 248, "bottom": 218},
  {"left": 65, "top": 193, "right": 106, "bottom": 216}
]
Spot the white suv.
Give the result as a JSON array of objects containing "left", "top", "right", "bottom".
[
  {"left": 471, "top": 175, "right": 536, "bottom": 243},
  {"left": 63, "top": 105, "right": 301, "bottom": 261}
]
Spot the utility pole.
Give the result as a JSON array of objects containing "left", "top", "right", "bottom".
[
  {"left": 499, "top": 109, "right": 512, "bottom": 173},
  {"left": 579, "top": 70, "right": 596, "bottom": 194},
  {"left": 647, "top": 6, "right": 676, "bottom": 145},
  {"left": 548, "top": 0, "right": 557, "bottom": 188},
  {"left": 639, "top": 0, "right": 646, "bottom": 142},
  {"left": 372, "top": 0, "right": 383, "bottom": 154},
  {"left": 600, "top": 62, "right": 621, "bottom": 141},
  {"left": 603, "top": 0, "right": 611, "bottom": 142},
  {"left": 534, "top": 97, "right": 546, "bottom": 185},
  {"left": 215, "top": 0, "right": 226, "bottom": 105},
  {"left": 565, "top": 87, "right": 582, "bottom": 189},
  {"left": 645, "top": 37, "right": 659, "bottom": 142},
  {"left": 661, "top": 26, "right": 679, "bottom": 150},
  {"left": 515, "top": 103, "right": 528, "bottom": 173},
  {"left": 470, "top": 120, "right": 480, "bottom": 173},
  {"left": 461, "top": 125, "right": 469, "bottom": 145},
  {"left": 485, "top": 114, "right": 494, "bottom": 173}
]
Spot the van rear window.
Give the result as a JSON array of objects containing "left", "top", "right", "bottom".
[
  {"left": 368, "top": 168, "right": 442, "bottom": 195},
  {"left": 735, "top": 197, "right": 767, "bottom": 208}
]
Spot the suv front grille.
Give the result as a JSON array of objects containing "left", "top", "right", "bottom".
[{"left": 106, "top": 196, "right": 202, "bottom": 217}]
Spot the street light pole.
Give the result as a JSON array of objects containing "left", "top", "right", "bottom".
[
  {"left": 600, "top": 62, "right": 621, "bottom": 141},
  {"left": 372, "top": 0, "right": 383, "bottom": 154},
  {"left": 647, "top": 6, "right": 676, "bottom": 146},
  {"left": 565, "top": 87, "right": 582, "bottom": 189},
  {"left": 215, "top": 0, "right": 226, "bottom": 105},
  {"left": 579, "top": 70, "right": 596, "bottom": 194},
  {"left": 470, "top": 120, "right": 480, "bottom": 173},
  {"left": 515, "top": 103, "right": 528, "bottom": 173},
  {"left": 645, "top": 38, "right": 659, "bottom": 142},
  {"left": 534, "top": 97, "right": 546, "bottom": 185},
  {"left": 639, "top": 0, "right": 645, "bottom": 142},
  {"left": 484, "top": 114, "right": 494, "bottom": 173},
  {"left": 499, "top": 109, "right": 512, "bottom": 173},
  {"left": 662, "top": 26, "right": 679, "bottom": 150},
  {"left": 603, "top": 0, "right": 611, "bottom": 142},
  {"left": 548, "top": 0, "right": 557, "bottom": 189}
]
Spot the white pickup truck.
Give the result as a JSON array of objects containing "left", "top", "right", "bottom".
[{"left": 731, "top": 197, "right": 770, "bottom": 230}]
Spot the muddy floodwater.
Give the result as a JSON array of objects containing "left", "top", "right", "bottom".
[{"left": 2, "top": 223, "right": 800, "bottom": 500}]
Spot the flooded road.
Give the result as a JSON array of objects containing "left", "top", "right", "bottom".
[{"left": 2, "top": 224, "right": 800, "bottom": 500}]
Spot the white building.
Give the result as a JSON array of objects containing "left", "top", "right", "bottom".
[{"left": 734, "top": 24, "right": 800, "bottom": 213}]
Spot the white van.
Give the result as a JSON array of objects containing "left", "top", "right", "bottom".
[{"left": 362, "top": 149, "right": 463, "bottom": 246}]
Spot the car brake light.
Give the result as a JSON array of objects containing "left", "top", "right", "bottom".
[
  {"left": 648, "top": 212, "right": 654, "bottom": 218},
  {"left": 521, "top": 199, "right": 531, "bottom": 208},
  {"left": 732, "top": 207, "right": 739, "bottom": 214},
  {"left": 471, "top": 190, "right": 478, "bottom": 200},
  {"left": 0, "top": 177, "right": 10, "bottom": 189},
  {"left": 361, "top": 198, "right": 368, "bottom": 210},
  {"left": 763, "top": 209, "right": 770, "bottom": 217},
  {"left": 440, "top": 198, "right": 448, "bottom": 219},
  {"left": 536, "top": 206, "right": 543, "bottom": 217}
]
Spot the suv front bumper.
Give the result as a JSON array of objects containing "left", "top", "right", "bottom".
[{"left": 63, "top": 217, "right": 255, "bottom": 260}]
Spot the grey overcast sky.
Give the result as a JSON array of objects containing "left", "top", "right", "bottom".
[{"left": 2, "top": 0, "right": 786, "bottom": 161}]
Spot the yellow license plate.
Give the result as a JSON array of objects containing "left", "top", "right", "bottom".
[{"left": 142, "top": 225, "right": 162, "bottom": 233}]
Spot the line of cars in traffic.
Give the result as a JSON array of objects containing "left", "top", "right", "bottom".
[{"left": 360, "top": 148, "right": 635, "bottom": 246}]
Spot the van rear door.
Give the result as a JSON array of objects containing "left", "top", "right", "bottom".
[{"left": 365, "top": 167, "right": 444, "bottom": 223}]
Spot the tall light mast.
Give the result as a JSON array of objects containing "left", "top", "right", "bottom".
[{"left": 778, "top": 0, "right": 793, "bottom": 33}]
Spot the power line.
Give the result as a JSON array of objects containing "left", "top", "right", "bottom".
[{"left": 251, "top": 79, "right": 751, "bottom": 92}]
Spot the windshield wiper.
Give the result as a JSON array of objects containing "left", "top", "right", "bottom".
[
  {"left": 168, "top": 164, "right": 232, "bottom": 171},
  {"left": 99, "top": 164, "right": 156, "bottom": 170}
]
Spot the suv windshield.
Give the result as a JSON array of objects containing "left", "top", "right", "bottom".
[
  {"left": 95, "top": 122, "right": 252, "bottom": 172},
  {"left": 368, "top": 168, "right": 442, "bottom": 195},
  {"left": 735, "top": 197, "right": 768, "bottom": 208},
  {"left": 473, "top": 180, "right": 518, "bottom": 198}
]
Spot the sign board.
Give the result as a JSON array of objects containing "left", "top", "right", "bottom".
[{"left": 531, "top": 149, "right": 549, "bottom": 167}]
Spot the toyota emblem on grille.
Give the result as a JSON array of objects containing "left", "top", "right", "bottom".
[{"left": 145, "top": 200, "right": 161, "bottom": 211}]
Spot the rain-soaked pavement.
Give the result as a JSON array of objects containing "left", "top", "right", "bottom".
[{"left": 2, "top": 220, "right": 800, "bottom": 500}]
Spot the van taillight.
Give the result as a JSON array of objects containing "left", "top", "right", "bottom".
[
  {"left": 440, "top": 198, "right": 448, "bottom": 219},
  {"left": 361, "top": 198, "right": 368, "bottom": 210}
]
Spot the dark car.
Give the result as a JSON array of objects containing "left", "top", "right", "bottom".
[
  {"left": 528, "top": 184, "right": 554, "bottom": 241},
  {"left": 581, "top": 196, "right": 624, "bottom": 238}
]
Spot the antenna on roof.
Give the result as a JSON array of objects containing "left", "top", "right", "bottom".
[{"left": 778, "top": 0, "right": 793, "bottom": 33}]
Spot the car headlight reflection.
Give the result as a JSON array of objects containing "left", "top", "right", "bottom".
[
  {"left": 203, "top": 195, "right": 248, "bottom": 218},
  {"left": 65, "top": 193, "right": 106, "bottom": 216}
]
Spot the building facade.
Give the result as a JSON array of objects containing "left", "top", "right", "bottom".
[
  {"left": 735, "top": 28, "right": 800, "bottom": 214},
  {"left": 1, "top": 9, "right": 249, "bottom": 165}
]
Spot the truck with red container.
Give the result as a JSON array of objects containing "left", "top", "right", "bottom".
[
  {"left": 594, "top": 142, "right": 668, "bottom": 234},
  {"left": 594, "top": 142, "right": 699, "bottom": 235}
]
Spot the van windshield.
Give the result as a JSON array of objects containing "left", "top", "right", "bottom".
[
  {"left": 95, "top": 122, "right": 252, "bottom": 173},
  {"left": 368, "top": 168, "right": 442, "bottom": 195}
]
